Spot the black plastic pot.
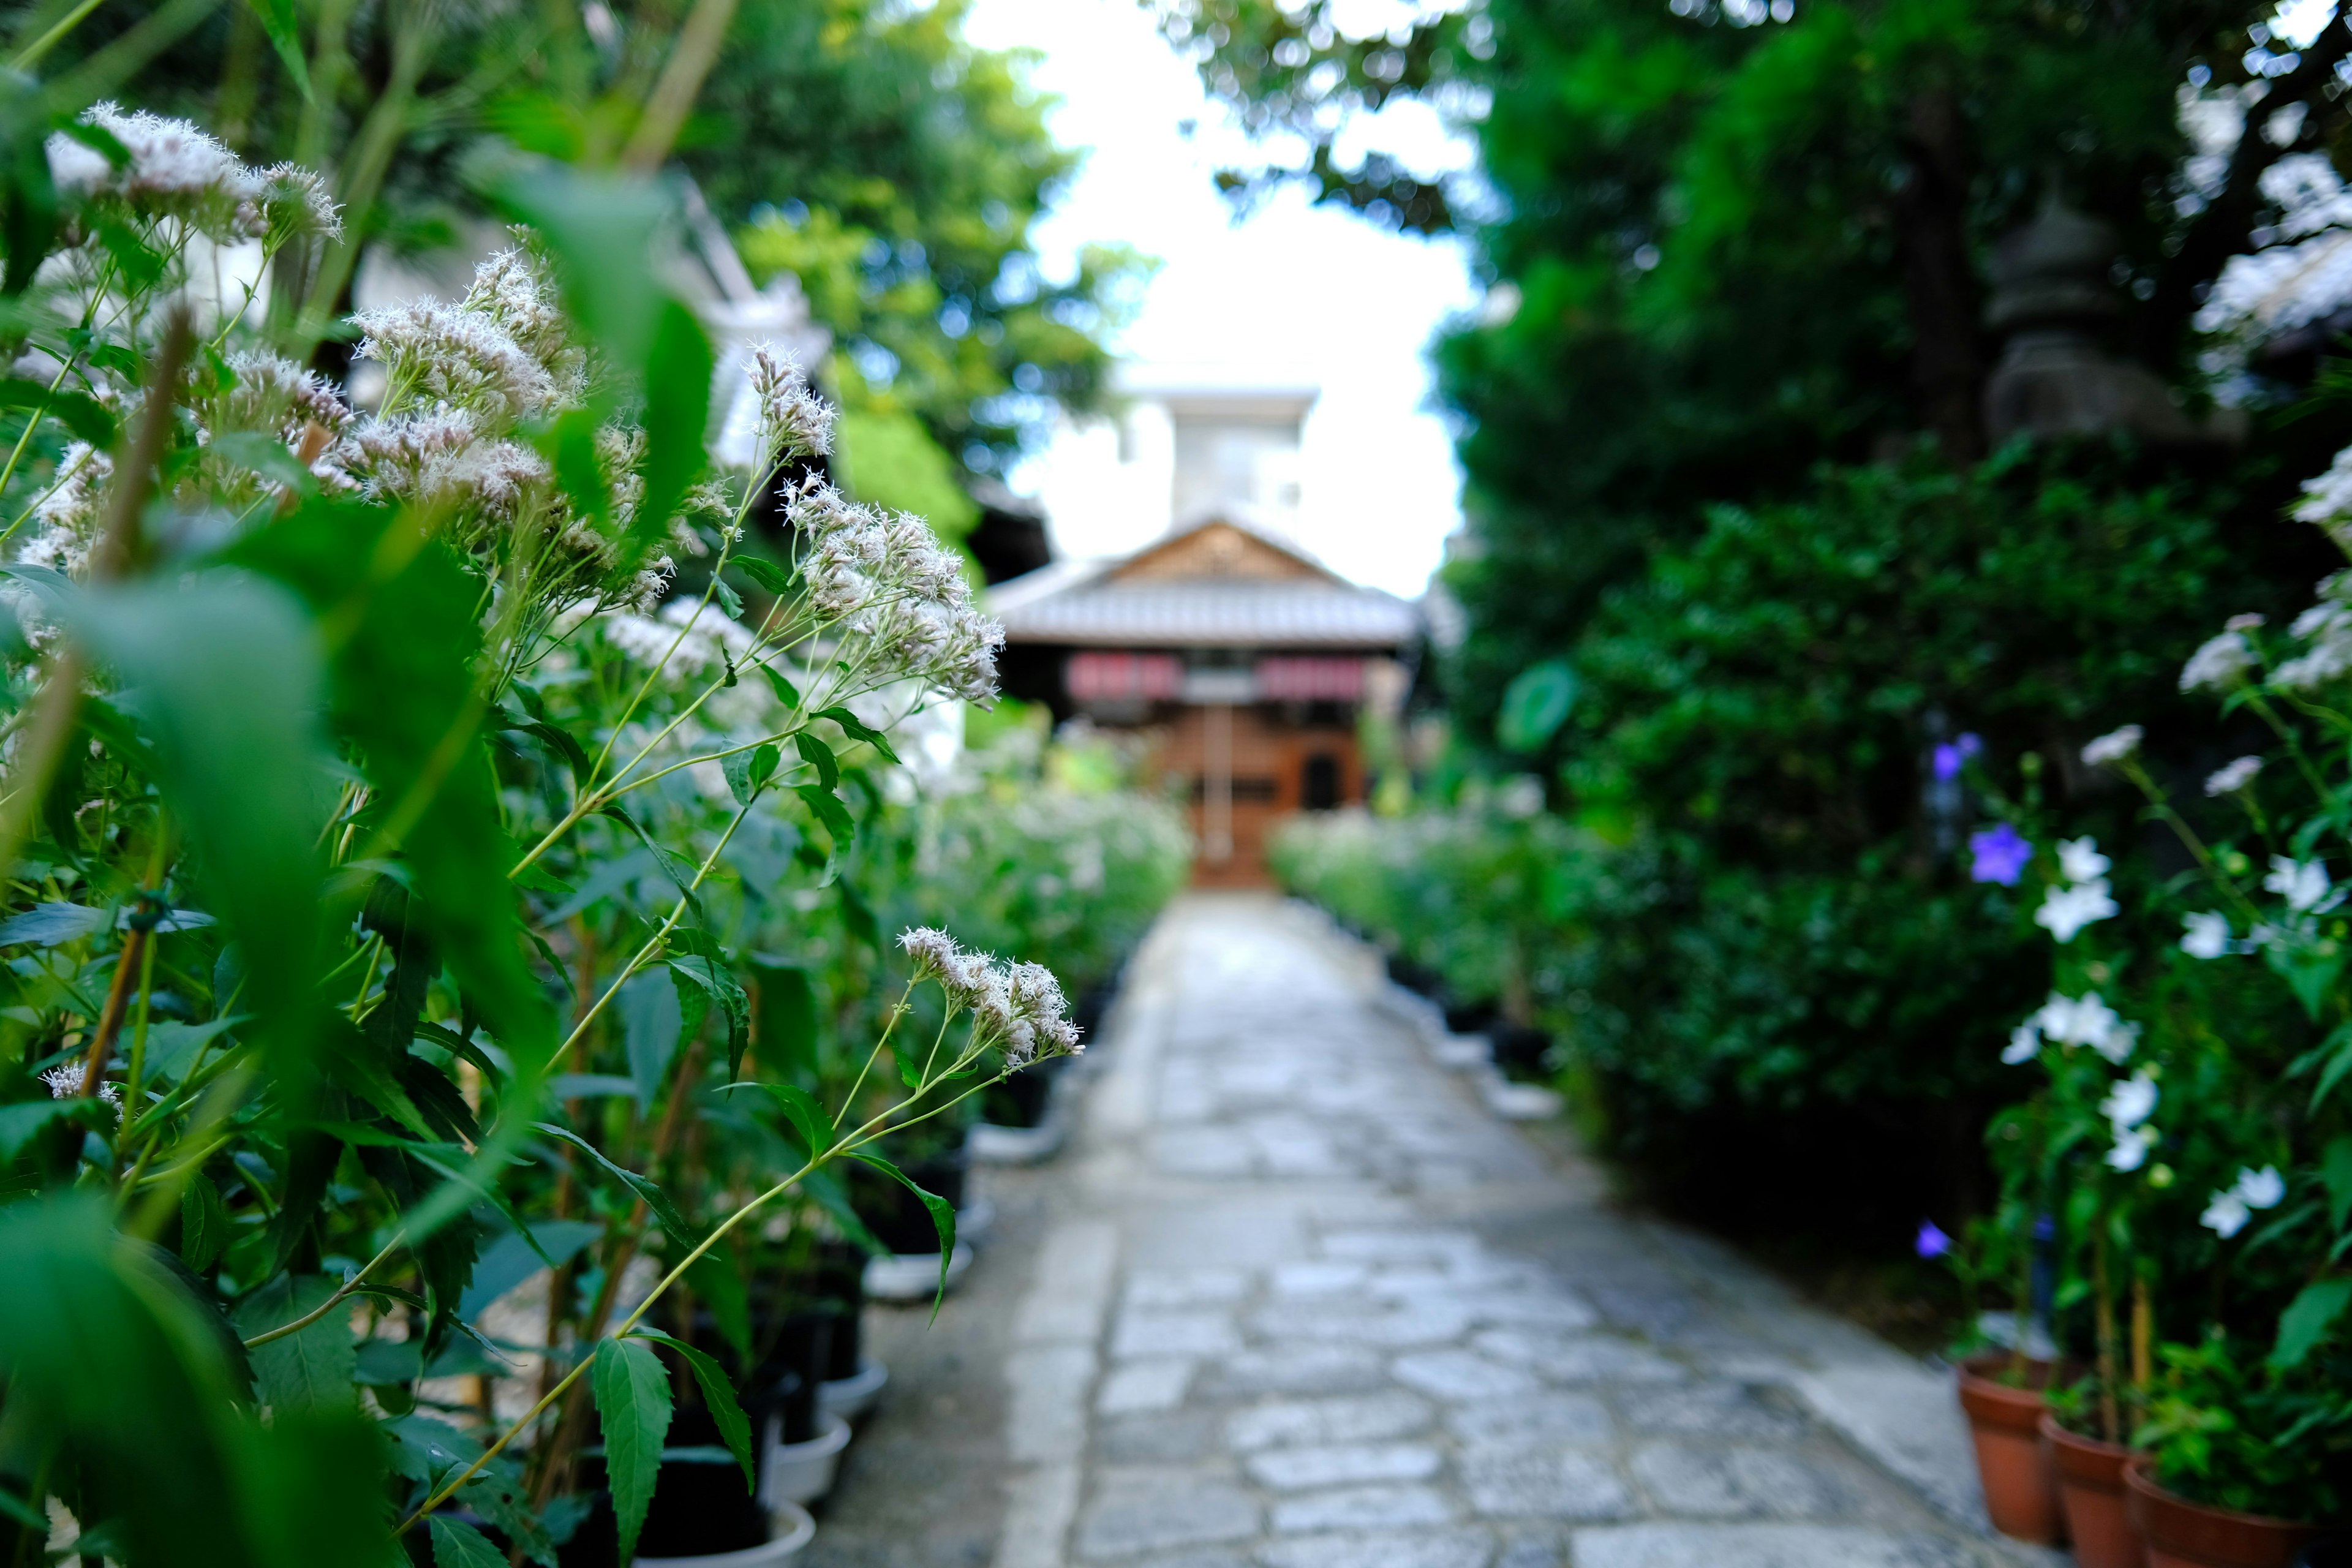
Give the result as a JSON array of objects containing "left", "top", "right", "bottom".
[
  {"left": 2297, "top": 1535, "right": 2352, "bottom": 1567},
  {"left": 557, "top": 1417, "right": 771, "bottom": 1565},
  {"left": 1383, "top": 953, "right": 1444, "bottom": 996},
  {"left": 809, "top": 1239, "right": 865, "bottom": 1381},
  {"left": 1488, "top": 1024, "right": 1553, "bottom": 1080},
  {"left": 1444, "top": 1000, "right": 1500, "bottom": 1035},
  {"left": 849, "top": 1152, "right": 965, "bottom": 1254},
  {"left": 982, "top": 1055, "right": 1066, "bottom": 1128}
]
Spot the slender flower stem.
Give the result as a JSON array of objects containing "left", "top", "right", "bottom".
[{"left": 243, "top": 1231, "right": 407, "bottom": 1348}]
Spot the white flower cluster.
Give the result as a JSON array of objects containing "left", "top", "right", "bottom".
[
  {"left": 787, "top": 479, "right": 1002, "bottom": 704},
  {"left": 2079, "top": 725, "right": 2141, "bottom": 769},
  {"left": 2180, "top": 627, "right": 2257, "bottom": 692},
  {"left": 745, "top": 345, "right": 835, "bottom": 466},
  {"left": 2274, "top": 577, "right": 2352, "bottom": 690},
  {"left": 46, "top": 103, "right": 341, "bottom": 244},
  {"left": 2204, "top": 755, "right": 2263, "bottom": 796},
  {"left": 39, "top": 1060, "right": 121, "bottom": 1108},
  {"left": 897, "top": 926, "right": 1082, "bottom": 1068},
  {"left": 2263, "top": 853, "right": 2342, "bottom": 913},
  {"left": 2034, "top": 835, "right": 2119, "bottom": 943},
  {"left": 2180, "top": 910, "right": 2245, "bottom": 959},
  {"left": 2004, "top": 989, "right": 2138, "bottom": 1066},
  {"left": 2100, "top": 1069, "right": 2159, "bottom": 1172},
  {"left": 2201, "top": 1164, "right": 2285, "bottom": 1238},
  {"left": 2194, "top": 151, "right": 2352, "bottom": 358}
]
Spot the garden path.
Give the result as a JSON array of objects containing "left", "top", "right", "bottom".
[{"left": 809, "top": 894, "right": 2057, "bottom": 1568}]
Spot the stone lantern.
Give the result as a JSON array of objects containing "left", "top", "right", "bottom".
[{"left": 1981, "top": 196, "right": 2214, "bottom": 445}]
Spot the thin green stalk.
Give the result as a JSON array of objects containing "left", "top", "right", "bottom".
[
  {"left": 243, "top": 1231, "right": 405, "bottom": 1348},
  {"left": 9, "top": 0, "right": 105, "bottom": 69}
]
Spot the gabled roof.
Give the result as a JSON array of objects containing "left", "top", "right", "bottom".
[{"left": 989, "top": 516, "right": 1418, "bottom": 651}]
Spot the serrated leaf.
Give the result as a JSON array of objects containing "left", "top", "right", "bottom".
[
  {"left": 851, "top": 1151, "right": 957, "bottom": 1321},
  {"left": 537, "top": 1123, "right": 698, "bottom": 1243},
  {"left": 815, "top": 705, "right": 901, "bottom": 765},
  {"left": 711, "top": 576, "right": 744, "bottom": 619},
  {"left": 234, "top": 1274, "right": 356, "bottom": 1412},
  {"left": 179, "top": 1171, "right": 228, "bottom": 1271},
  {"left": 429, "top": 1516, "right": 506, "bottom": 1568},
  {"left": 717, "top": 1080, "right": 834, "bottom": 1157},
  {"left": 758, "top": 662, "right": 802, "bottom": 710},
  {"left": 794, "top": 731, "right": 840, "bottom": 792},
  {"left": 733, "top": 556, "right": 793, "bottom": 595},
  {"left": 793, "top": 782, "right": 855, "bottom": 851},
  {"left": 630, "top": 1330, "right": 755, "bottom": 1494},
  {"left": 592, "top": 1336, "right": 672, "bottom": 1564},
  {"left": 0, "top": 900, "right": 111, "bottom": 946},
  {"left": 668, "top": 953, "right": 749, "bottom": 1080}
]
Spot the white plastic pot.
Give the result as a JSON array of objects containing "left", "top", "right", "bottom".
[
  {"left": 635, "top": 1502, "right": 815, "bottom": 1567},
  {"left": 1430, "top": 1034, "right": 1491, "bottom": 1070},
  {"left": 969, "top": 1112, "right": 1067, "bottom": 1165},
  {"left": 1475, "top": 1064, "right": 1562, "bottom": 1121},
  {"left": 759, "top": 1412, "right": 851, "bottom": 1507},
  {"left": 862, "top": 1241, "right": 973, "bottom": 1303},
  {"left": 818, "top": 1358, "right": 889, "bottom": 1423}
]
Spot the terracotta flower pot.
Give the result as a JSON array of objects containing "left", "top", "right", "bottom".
[
  {"left": 1956, "top": 1354, "right": 2068, "bottom": 1545},
  {"left": 2124, "top": 1458, "right": 2321, "bottom": 1568},
  {"left": 2042, "top": 1412, "right": 2146, "bottom": 1568}
]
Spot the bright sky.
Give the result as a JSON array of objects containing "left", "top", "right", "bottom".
[{"left": 961, "top": 0, "right": 1480, "bottom": 598}]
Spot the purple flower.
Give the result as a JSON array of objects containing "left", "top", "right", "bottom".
[
  {"left": 1932, "top": 733, "right": 1983, "bottom": 783},
  {"left": 1969, "top": 823, "right": 2032, "bottom": 886},
  {"left": 1915, "top": 1220, "right": 1953, "bottom": 1260}
]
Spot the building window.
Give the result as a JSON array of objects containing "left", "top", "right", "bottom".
[{"left": 1303, "top": 753, "right": 1341, "bottom": 810}]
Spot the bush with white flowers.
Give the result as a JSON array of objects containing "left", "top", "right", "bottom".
[{"left": 0, "top": 97, "right": 1159, "bottom": 1568}]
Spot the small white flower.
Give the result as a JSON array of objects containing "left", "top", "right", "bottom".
[
  {"left": 2203, "top": 1189, "right": 2253, "bottom": 1238},
  {"left": 2036, "top": 879, "right": 2120, "bottom": 943},
  {"left": 2204, "top": 756, "right": 2263, "bottom": 796},
  {"left": 2264, "top": 855, "right": 2339, "bottom": 913},
  {"left": 2180, "top": 630, "right": 2255, "bottom": 692},
  {"left": 2030, "top": 991, "right": 2139, "bottom": 1063},
  {"left": 897, "top": 926, "right": 960, "bottom": 981},
  {"left": 2234, "top": 1164, "right": 2286, "bottom": 1209},
  {"left": 2181, "top": 911, "right": 2234, "bottom": 960},
  {"left": 2226, "top": 613, "right": 2267, "bottom": 633},
  {"left": 39, "top": 1061, "right": 85, "bottom": 1098},
  {"left": 2002, "top": 1023, "right": 2041, "bottom": 1065},
  {"left": 2101, "top": 1071, "right": 2159, "bottom": 1130},
  {"left": 2057, "top": 837, "right": 2111, "bottom": 884},
  {"left": 2081, "top": 726, "right": 2143, "bottom": 768},
  {"left": 2107, "top": 1126, "right": 2154, "bottom": 1172}
]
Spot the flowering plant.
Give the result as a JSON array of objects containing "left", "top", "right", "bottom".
[{"left": 0, "top": 91, "right": 1139, "bottom": 1568}]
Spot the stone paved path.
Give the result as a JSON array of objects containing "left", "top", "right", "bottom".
[{"left": 810, "top": 895, "right": 2052, "bottom": 1568}]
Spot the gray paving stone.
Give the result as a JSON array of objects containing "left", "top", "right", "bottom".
[
  {"left": 1127, "top": 1268, "right": 1253, "bottom": 1308},
  {"left": 1113, "top": 1310, "right": 1243, "bottom": 1360},
  {"left": 1226, "top": 1392, "right": 1435, "bottom": 1453},
  {"left": 1099, "top": 1410, "right": 1226, "bottom": 1464},
  {"left": 1076, "top": 1472, "right": 1262, "bottom": 1559},
  {"left": 1566, "top": 1523, "right": 1981, "bottom": 1568},
  {"left": 1471, "top": 1330, "right": 1686, "bottom": 1385},
  {"left": 1250, "top": 1300, "right": 1472, "bottom": 1348},
  {"left": 1270, "top": 1261, "right": 1370, "bottom": 1298},
  {"left": 1494, "top": 1534, "right": 1566, "bottom": 1568},
  {"left": 1612, "top": 1382, "right": 1808, "bottom": 1439},
  {"left": 1391, "top": 1348, "right": 1546, "bottom": 1401},
  {"left": 1320, "top": 1229, "right": 1484, "bottom": 1265},
  {"left": 1198, "top": 1345, "right": 1391, "bottom": 1397},
  {"left": 1257, "top": 1529, "right": 1497, "bottom": 1568},
  {"left": 1446, "top": 1392, "right": 1614, "bottom": 1444},
  {"left": 1270, "top": 1484, "right": 1457, "bottom": 1534},
  {"left": 1627, "top": 1442, "right": 1860, "bottom": 1520},
  {"left": 1244, "top": 1441, "right": 1445, "bottom": 1491},
  {"left": 1461, "top": 1447, "right": 1635, "bottom": 1521},
  {"left": 1100, "top": 1358, "right": 1195, "bottom": 1414}
]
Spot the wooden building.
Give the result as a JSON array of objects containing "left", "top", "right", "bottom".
[{"left": 990, "top": 516, "right": 1417, "bottom": 885}]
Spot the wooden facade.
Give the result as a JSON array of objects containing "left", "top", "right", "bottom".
[{"left": 990, "top": 518, "right": 1416, "bottom": 886}]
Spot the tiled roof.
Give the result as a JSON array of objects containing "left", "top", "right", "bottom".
[{"left": 993, "top": 576, "right": 1418, "bottom": 649}]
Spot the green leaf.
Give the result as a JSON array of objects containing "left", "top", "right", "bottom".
[
  {"left": 144, "top": 1017, "right": 241, "bottom": 1084},
  {"left": 0, "top": 378, "right": 116, "bottom": 446},
  {"left": 537, "top": 1123, "right": 698, "bottom": 1243},
  {"left": 0, "top": 1096, "right": 104, "bottom": 1159},
  {"left": 668, "top": 952, "right": 750, "bottom": 1080},
  {"left": 428, "top": 1515, "right": 507, "bottom": 1568},
  {"left": 592, "top": 1336, "right": 673, "bottom": 1564},
  {"left": 794, "top": 782, "right": 856, "bottom": 853},
  {"left": 794, "top": 731, "right": 841, "bottom": 792},
  {"left": 760, "top": 662, "right": 802, "bottom": 709},
  {"left": 710, "top": 576, "right": 744, "bottom": 619},
  {"left": 684, "top": 1247, "right": 752, "bottom": 1365},
  {"left": 1498, "top": 660, "right": 1578, "bottom": 753},
  {"left": 616, "top": 970, "right": 682, "bottom": 1107},
  {"left": 209, "top": 430, "right": 317, "bottom": 495},
  {"left": 2326, "top": 1137, "right": 2352, "bottom": 1234},
  {"left": 458, "top": 1219, "right": 600, "bottom": 1320},
  {"left": 631, "top": 1330, "right": 755, "bottom": 1493},
  {"left": 733, "top": 557, "right": 794, "bottom": 595},
  {"left": 74, "top": 576, "right": 333, "bottom": 1071},
  {"left": 720, "top": 742, "right": 780, "bottom": 806},
  {"left": 815, "top": 706, "right": 902, "bottom": 765},
  {"left": 748, "top": 959, "right": 818, "bottom": 1076},
  {"left": 179, "top": 1170, "right": 228, "bottom": 1272},
  {"left": 514, "top": 718, "right": 592, "bottom": 790},
  {"left": 718, "top": 1080, "right": 834, "bottom": 1157},
  {"left": 635, "top": 300, "right": 716, "bottom": 556},
  {"left": 851, "top": 1151, "right": 957, "bottom": 1320},
  {"left": 0, "top": 900, "right": 108, "bottom": 946},
  {"left": 245, "top": 0, "right": 315, "bottom": 102},
  {"left": 2272, "top": 1277, "right": 2352, "bottom": 1370},
  {"left": 235, "top": 1275, "right": 358, "bottom": 1412},
  {"left": 243, "top": 1409, "right": 399, "bottom": 1568}
]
